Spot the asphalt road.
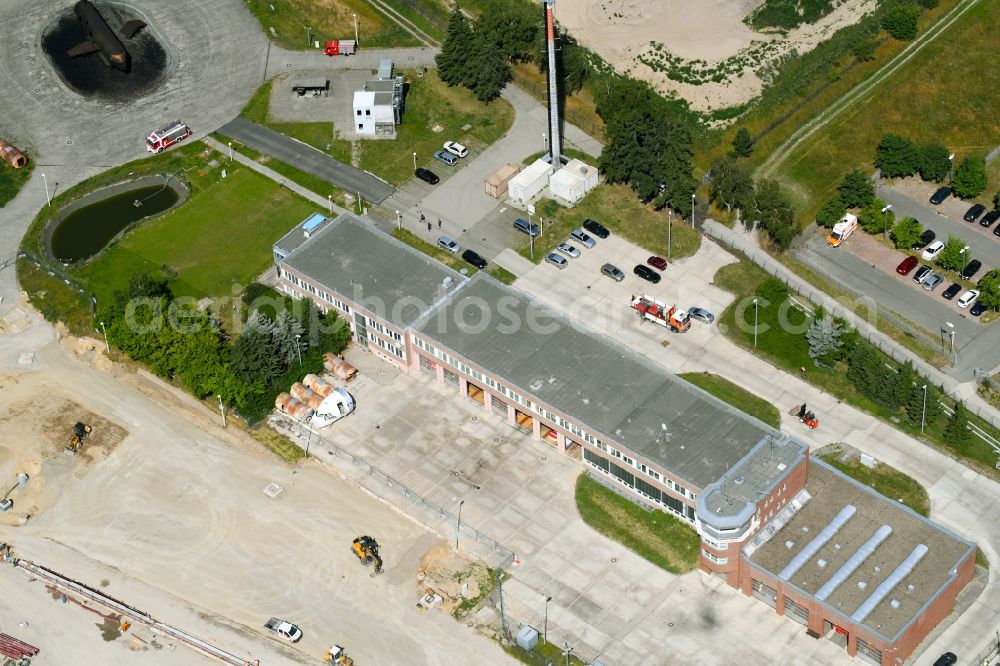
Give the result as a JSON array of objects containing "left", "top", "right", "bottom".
[
  {"left": 878, "top": 185, "right": 1000, "bottom": 269},
  {"left": 218, "top": 116, "right": 395, "bottom": 203},
  {"left": 794, "top": 234, "right": 1000, "bottom": 376}
]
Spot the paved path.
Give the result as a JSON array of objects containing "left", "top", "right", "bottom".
[{"left": 218, "top": 117, "right": 395, "bottom": 203}]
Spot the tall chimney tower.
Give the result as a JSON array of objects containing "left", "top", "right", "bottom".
[{"left": 542, "top": 0, "right": 562, "bottom": 166}]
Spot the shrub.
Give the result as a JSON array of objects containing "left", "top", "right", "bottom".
[
  {"left": 952, "top": 155, "right": 987, "bottom": 199},
  {"left": 918, "top": 143, "right": 951, "bottom": 182},
  {"left": 874, "top": 134, "right": 919, "bottom": 178},
  {"left": 882, "top": 3, "right": 920, "bottom": 41}
]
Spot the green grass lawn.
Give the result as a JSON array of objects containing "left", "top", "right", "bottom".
[
  {"left": 76, "top": 167, "right": 316, "bottom": 303},
  {"left": 679, "top": 372, "right": 781, "bottom": 428},
  {"left": 243, "top": 0, "right": 426, "bottom": 49},
  {"left": 358, "top": 69, "right": 515, "bottom": 185},
  {"left": 818, "top": 445, "right": 930, "bottom": 516},
  {"left": 17, "top": 258, "right": 94, "bottom": 334},
  {"left": 515, "top": 182, "right": 701, "bottom": 263},
  {"left": 575, "top": 474, "right": 700, "bottom": 574},
  {"left": 0, "top": 160, "right": 33, "bottom": 210},
  {"left": 771, "top": 0, "right": 1000, "bottom": 220}
]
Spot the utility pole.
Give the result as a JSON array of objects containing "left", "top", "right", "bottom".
[
  {"left": 98, "top": 320, "right": 109, "bottom": 354},
  {"left": 691, "top": 193, "right": 696, "bottom": 228},
  {"left": 42, "top": 172, "right": 51, "bottom": 207},
  {"left": 881, "top": 204, "right": 892, "bottom": 240},
  {"left": 668, "top": 209, "right": 672, "bottom": 261},
  {"left": 396, "top": 209, "right": 402, "bottom": 230},
  {"left": 327, "top": 194, "right": 332, "bottom": 214},
  {"left": 294, "top": 334, "right": 302, "bottom": 366},
  {"left": 353, "top": 13, "right": 359, "bottom": 44},
  {"left": 455, "top": 499, "right": 465, "bottom": 551},
  {"left": 217, "top": 395, "right": 226, "bottom": 428},
  {"left": 753, "top": 298, "right": 759, "bottom": 347},
  {"left": 543, "top": 596, "right": 552, "bottom": 644},
  {"left": 228, "top": 141, "right": 233, "bottom": 163},
  {"left": 921, "top": 384, "right": 927, "bottom": 433}
]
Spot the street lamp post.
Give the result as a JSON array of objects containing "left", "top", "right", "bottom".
[
  {"left": 948, "top": 153, "right": 955, "bottom": 182},
  {"left": 412, "top": 152, "right": 417, "bottom": 171},
  {"left": 753, "top": 298, "right": 759, "bottom": 347},
  {"left": 327, "top": 194, "right": 332, "bottom": 214},
  {"left": 228, "top": 141, "right": 233, "bottom": 163},
  {"left": 217, "top": 395, "right": 227, "bottom": 428},
  {"left": 294, "top": 334, "right": 302, "bottom": 366},
  {"left": 881, "top": 204, "right": 892, "bottom": 240},
  {"left": 542, "top": 132, "right": 547, "bottom": 151},
  {"left": 98, "top": 320, "right": 110, "bottom": 353},
  {"left": 353, "top": 13, "right": 359, "bottom": 44},
  {"left": 304, "top": 25, "right": 312, "bottom": 46},
  {"left": 455, "top": 499, "right": 465, "bottom": 551},
  {"left": 42, "top": 173, "right": 51, "bottom": 207},
  {"left": 921, "top": 384, "right": 928, "bottom": 433},
  {"left": 396, "top": 209, "right": 402, "bottom": 231},
  {"left": 946, "top": 322, "right": 955, "bottom": 356},
  {"left": 562, "top": 643, "right": 574, "bottom": 666},
  {"left": 690, "top": 194, "right": 696, "bottom": 228},
  {"left": 668, "top": 209, "right": 673, "bottom": 261},
  {"left": 543, "top": 596, "right": 552, "bottom": 644}
]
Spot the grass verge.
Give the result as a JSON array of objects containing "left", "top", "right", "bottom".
[
  {"left": 515, "top": 183, "right": 701, "bottom": 264},
  {"left": 575, "top": 474, "right": 700, "bottom": 574},
  {"left": 250, "top": 425, "right": 306, "bottom": 462},
  {"left": 16, "top": 257, "right": 94, "bottom": 334},
  {"left": 503, "top": 641, "right": 587, "bottom": 666},
  {"left": 679, "top": 371, "right": 781, "bottom": 428},
  {"left": 818, "top": 445, "right": 930, "bottom": 516},
  {"left": 243, "top": 0, "right": 422, "bottom": 49},
  {"left": 0, "top": 160, "right": 33, "bottom": 210},
  {"left": 214, "top": 132, "right": 345, "bottom": 202}
]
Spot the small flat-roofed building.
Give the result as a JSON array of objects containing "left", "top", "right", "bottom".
[
  {"left": 740, "top": 460, "right": 974, "bottom": 666},
  {"left": 507, "top": 158, "right": 553, "bottom": 205},
  {"left": 276, "top": 213, "right": 465, "bottom": 368},
  {"left": 548, "top": 158, "right": 598, "bottom": 205},
  {"left": 352, "top": 72, "right": 405, "bottom": 138}
]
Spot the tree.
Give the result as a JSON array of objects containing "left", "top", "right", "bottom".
[
  {"left": 853, "top": 39, "right": 876, "bottom": 62},
  {"left": 709, "top": 156, "right": 754, "bottom": 217},
  {"left": 838, "top": 169, "right": 875, "bottom": 209},
  {"left": 951, "top": 155, "right": 987, "bottom": 199},
  {"left": 847, "top": 341, "right": 880, "bottom": 397},
  {"left": 937, "top": 236, "right": 968, "bottom": 271},
  {"left": 890, "top": 216, "right": 922, "bottom": 250},
  {"left": 114, "top": 272, "right": 171, "bottom": 311},
  {"left": 892, "top": 361, "right": 917, "bottom": 407},
  {"left": 918, "top": 143, "right": 951, "bottom": 182},
  {"left": 976, "top": 269, "right": 1000, "bottom": 310},
  {"left": 805, "top": 315, "right": 843, "bottom": 366},
  {"left": 231, "top": 328, "right": 282, "bottom": 386},
  {"left": 995, "top": 191, "right": 1000, "bottom": 210},
  {"left": 943, "top": 401, "right": 972, "bottom": 448},
  {"left": 857, "top": 197, "right": 894, "bottom": 234},
  {"left": 882, "top": 3, "right": 920, "bottom": 40},
  {"left": 474, "top": 0, "right": 539, "bottom": 64},
  {"left": 732, "top": 128, "right": 754, "bottom": 158},
  {"left": 815, "top": 194, "right": 845, "bottom": 228},
  {"left": 467, "top": 35, "right": 511, "bottom": 102},
  {"left": 273, "top": 310, "right": 306, "bottom": 367},
  {"left": 436, "top": 7, "right": 475, "bottom": 87},
  {"left": 753, "top": 179, "right": 800, "bottom": 251},
  {"left": 874, "top": 134, "right": 919, "bottom": 178},
  {"left": 906, "top": 382, "right": 940, "bottom": 428}
]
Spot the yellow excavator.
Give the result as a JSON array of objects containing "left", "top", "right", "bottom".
[
  {"left": 351, "top": 536, "right": 383, "bottom": 577},
  {"left": 324, "top": 644, "right": 354, "bottom": 665},
  {"left": 65, "top": 422, "right": 92, "bottom": 454}
]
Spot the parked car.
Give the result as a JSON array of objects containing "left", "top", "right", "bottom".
[
  {"left": 415, "top": 167, "right": 439, "bottom": 184},
  {"left": 647, "top": 256, "right": 668, "bottom": 271},
  {"left": 942, "top": 282, "right": 962, "bottom": 300},
  {"left": 688, "top": 307, "right": 715, "bottom": 324},
  {"left": 461, "top": 249, "right": 487, "bottom": 269},
  {"left": 569, "top": 228, "right": 596, "bottom": 248},
  {"left": 931, "top": 652, "right": 956, "bottom": 666},
  {"left": 545, "top": 253, "right": 568, "bottom": 269},
  {"left": 556, "top": 242, "right": 580, "bottom": 258},
  {"left": 912, "top": 265, "right": 933, "bottom": 284},
  {"left": 912, "top": 229, "right": 936, "bottom": 250},
  {"left": 961, "top": 259, "right": 982, "bottom": 280},
  {"left": 264, "top": 618, "right": 302, "bottom": 643},
  {"left": 895, "top": 255, "right": 918, "bottom": 276},
  {"left": 970, "top": 300, "right": 987, "bottom": 317},
  {"left": 980, "top": 210, "right": 1000, "bottom": 227},
  {"left": 443, "top": 141, "right": 468, "bottom": 158},
  {"left": 437, "top": 236, "right": 460, "bottom": 253},
  {"left": 994, "top": 222, "right": 1000, "bottom": 237},
  {"left": 922, "top": 240, "right": 945, "bottom": 261},
  {"left": 513, "top": 218, "right": 540, "bottom": 237},
  {"left": 929, "top": 187, "right": 952, "bottom": 205},
  {"left": 963, "top": 203, "right": 986, "bottom": 222},
  {"left": 434, "top": 150, "right": 458, "bottom": 166},
  {"left": 922, "top": 273, "right": 944, "bottom": 291},
  {"left": 634, "top": 264, "right": 661, "bottom": 283},
  {"left": 601, "top": 263, "right": 625, "bottom": 281},
  {"left": 583, "top": 218, "right": 610, "bottom": 238},
  {"left": 957, "top": 289, "right": 979, "bottom": 308}
]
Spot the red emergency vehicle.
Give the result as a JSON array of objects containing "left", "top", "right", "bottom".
[
  {"left": 324, "top": 39, "right": 356, "bottom": 56},
  {"left": 145, "top": 121, "right": 192, "bottom": 153}
]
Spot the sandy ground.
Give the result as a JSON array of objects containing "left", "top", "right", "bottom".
[
  {"left": 556, "top": 0, "right": 878, "bottom": 111},
  {"left": 0, "top": 306, "right": 516, "bottom": 666}
]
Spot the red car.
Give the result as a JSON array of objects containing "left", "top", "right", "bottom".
[
  {"left": 647, "top": 256, "right": 667, "bottom": 271},
  {"left": 895, "top": 255, "right": 918, "bottom": 276}
]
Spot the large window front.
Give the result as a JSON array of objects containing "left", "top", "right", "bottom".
[{"left": 584, "top": 449, "right": 690, "bottom": 520}]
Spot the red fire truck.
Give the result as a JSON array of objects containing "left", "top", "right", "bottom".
[
  {"left": 631, "top": 294, "right": 690, "bottom": 333},
  {"left": 145, "top": 121, "right": 193, "bottom": 153},
  {"left": 324, "top": 39, "right": 356, "bottom": 56}
]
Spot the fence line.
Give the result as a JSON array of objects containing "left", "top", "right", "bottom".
[
  {"left": 972, "top": 629, "right": 1000, "bottom": 666},
  {"left": 270, "top": 415, "right": 516, "bottom": 570}
]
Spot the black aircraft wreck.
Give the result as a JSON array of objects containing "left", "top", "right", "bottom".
[{"left": 66, "top": 0, "right": 146, "bottom": 72}]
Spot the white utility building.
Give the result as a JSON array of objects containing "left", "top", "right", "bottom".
[
  {"left": 549, "top": 158, "right": 599, "bottom": 204},
  {"left": 507, "top": 159, "right": 553, "bottom": 206},
  {"left": 352, "top": 60, "right": 405, "bottom": 139}
]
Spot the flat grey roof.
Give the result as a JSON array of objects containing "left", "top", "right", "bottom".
[
  {"left": 748, "top": 460, "right": 973, "bottom": 640},
  {"left": 415, "top": 273, "right": 776, "bottom": 488},
  {"left": 282, "top": 214, "right": 465, "bottom": 329},
  {"left": 274, "top": 213, "right": 330, "bottom": 256}
]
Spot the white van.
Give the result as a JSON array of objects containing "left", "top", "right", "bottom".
[{"left": 311, "top": 388, "right": 356, "bottom": 428}]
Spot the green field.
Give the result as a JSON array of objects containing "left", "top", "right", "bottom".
[
  {"left": 575, "top": 474, "right": 700, "bottom": 574},
  {"left": 819, "top": 445, "right": 930, "bottom": 516},
  {"left": 770, "top": 0, "right": 1000, "bottom": 219},
  {"left": 515, "top": 182, "right": 701, "bottom": 263},
  {"left": 679, "top": 372, "right": 781, "bottom": 428},
  {"left": 76, "top": 168, "right": 315, "bottom": 304},
  {"left": 357, "top": 70, "right": 515, "bottom": 185}
]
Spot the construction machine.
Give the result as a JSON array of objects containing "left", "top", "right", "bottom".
[
  {"left": 325, "top": 644, "right": 354, "bottom": 665},
  {"left": 351, "top": 536, "right": 383, "bottom": 577},
  {"left": 631, "top": 294, "right": 691, "bottom": 333},
  {"left": 65, "top": 422, "right": 92, "bottom": 454}
]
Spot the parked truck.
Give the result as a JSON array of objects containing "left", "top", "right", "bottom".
[
  {"left": 827, "top": 213, "right": 858, "bottom": 247},
  {"left": 324, "top": 39, "right": 356, "bottom": 56},
  {"left": 631, "top": 294, "right": 690, "bottom": 332},
  {"left": 264, "top": 618, "right": 302, "bottom": 642}
]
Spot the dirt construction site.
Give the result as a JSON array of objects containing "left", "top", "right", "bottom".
[{"left": 0, "top": 317, "right": 515, "bottom": 666}]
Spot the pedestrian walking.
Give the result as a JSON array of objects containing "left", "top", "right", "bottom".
[
  {"left": 437, "top": 218, "right": 442, "bottom": 229},
  {"left": 427, "top": 221, "right": 431, "bottom": 232},
  {"left": 797, "top": 403, "right": 807, "bottom": 418}
]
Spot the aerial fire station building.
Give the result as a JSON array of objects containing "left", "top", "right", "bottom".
[{"left": 274, "top": 214, "right": 975, "bottom": 666}]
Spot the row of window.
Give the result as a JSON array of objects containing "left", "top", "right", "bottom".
[
  {"left": 584, "top": 449, "right": 694, "bottom": 522},
  {"left": 367, "top": 317, "right": 402, "bottom": 342},
  {"left": 702, "top": 549, "right": 728, "bottom": 565},
  {"left": 370, "top": 333, "right": 403, "bottom": 359},
  {"left": 602, "top": 443, "right": 694, "bottom": 499},
  {"left": 416, "top": 338, "right": 530, "bottom": 407}
]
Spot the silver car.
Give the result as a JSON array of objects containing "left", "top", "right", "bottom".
[
  {"left": 545, "top": 253, "right": 568, "bottom": 269},
  {"left": 922, "top": 273, "right": 944, "bottom": 291},
  {"left": 688, "top": 307, "right": 715, "bottom": 324},
  {"left": 601, "top": 263, "right": 625, "bottom": 281},
  {"left": 570, "top": 228, "right": 596, "bottom": 249},
  {"left": 556, "top": 242, "right": 581, "bottom": 258},
  {"left": 437, "top": 236, "right": 460, "bottom": 253}
]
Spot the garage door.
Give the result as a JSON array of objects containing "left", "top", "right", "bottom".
[
  {"left": 443, "top": 369, "right": 459, "bottom": 390},
  {"left": 752, "top": 579, "right": 777, "bottom": 608},
  {"left": 784, "top": 597, "right": 809, "bottom": 626},
  {"left": 419, "top": 354, "right": 436, "bottom": 376},
  {"left": 856, "top": 638, "right": 882, "bottom": 666},
  {"left": 491, "top": 397, "right": 508, "bottom": 418}
]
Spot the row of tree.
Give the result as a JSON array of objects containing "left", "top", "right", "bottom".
[
  {"left": 874, "top": 133, "right": 987, "bottom": 198},
  {"left": 709, "top": 156, "right": 801, "bottom": 250},
  {"left": 98, "top": 274, "right": 351, "bottom": 422}
]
